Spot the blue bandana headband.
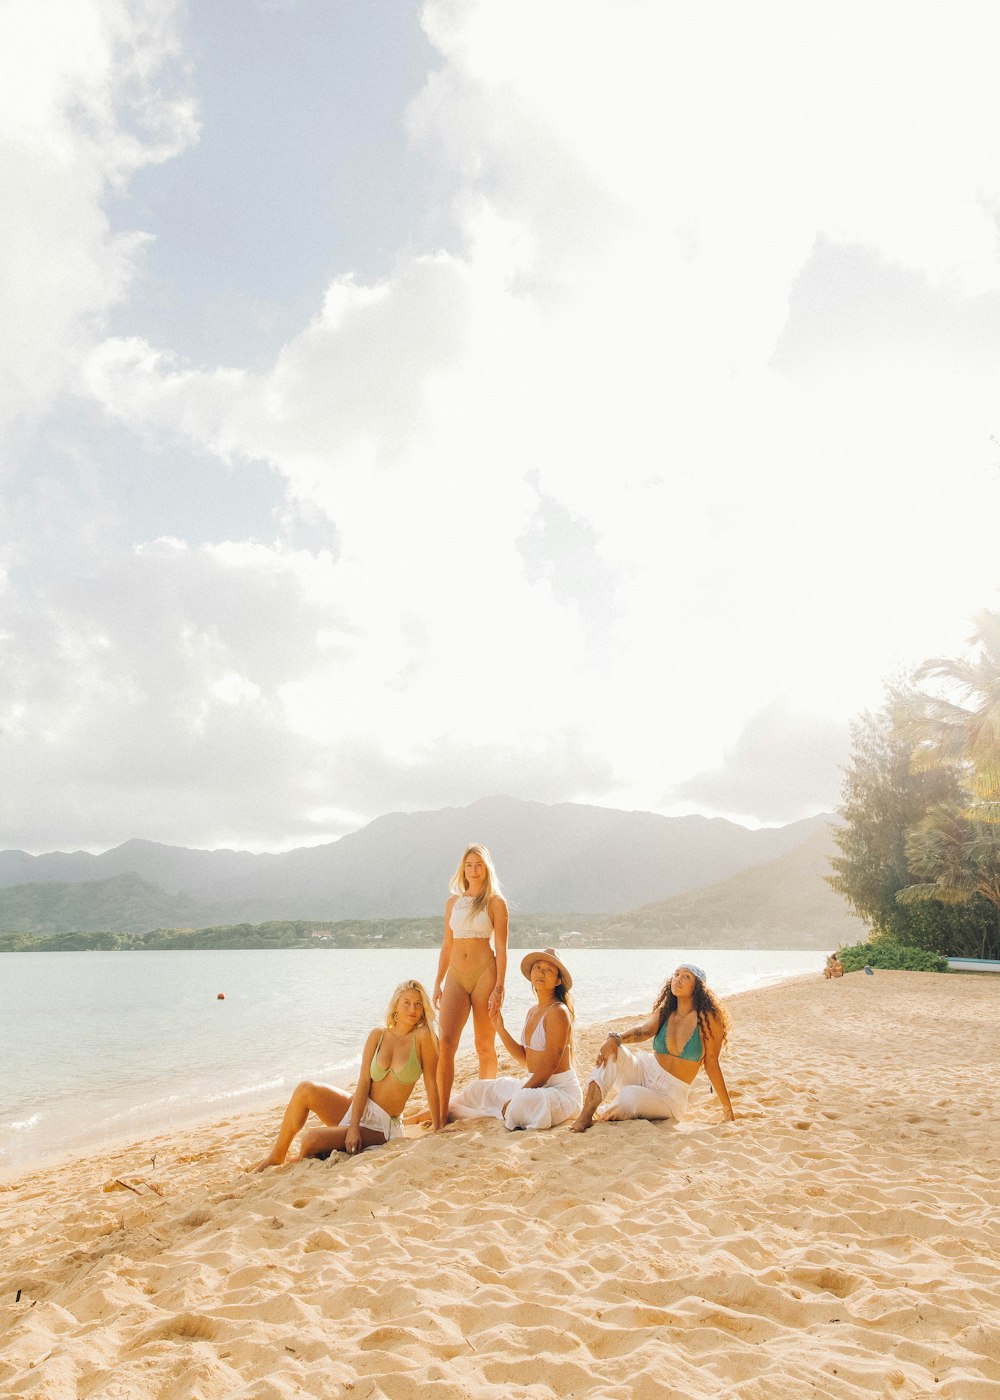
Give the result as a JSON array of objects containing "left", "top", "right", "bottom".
[{"left": 677, "top": 963, "right": 706, "bottom": 983}]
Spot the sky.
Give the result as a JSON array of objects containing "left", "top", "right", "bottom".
[{"left": 3, "top": 0, "right": 1000, "bottom": 855}]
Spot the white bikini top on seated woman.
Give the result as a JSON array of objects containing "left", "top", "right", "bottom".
[
  {"left": 449, "top": 894, "right": 494, "bottom": 940},
  {"left": 522, "top": 1011, "right": 547, "bottom": 1052}
]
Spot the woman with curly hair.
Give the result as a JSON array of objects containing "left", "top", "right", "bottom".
[
  {"left": 570, "top": 964, "right": 734, "bottom": 1131},
  {"left": 252, "top": 980, "right": 440, "bottom": 1168}
]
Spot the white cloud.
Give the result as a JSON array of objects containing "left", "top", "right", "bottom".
[
  {"left": 7, "top": 1, "right": 1000, "bottom": 849},
  {"left": 671, "top": 702, "right": 851, "bottom": 823},
  {"left": 0, "top": 0, "right": 195, "bottom": 436}
]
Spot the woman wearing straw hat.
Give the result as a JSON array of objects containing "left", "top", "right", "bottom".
[
  {"left": 448, "top": 948, "right": 583, "bottom": 1131},
  {"left": 571, "top": 963, "right": 735, "bottom": 1132}
]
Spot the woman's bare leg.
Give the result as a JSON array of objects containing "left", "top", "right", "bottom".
[
  {"left": 437, "top": 976, "right": 472, "bottom": 1121},
  {"left": 470, "top": 963, "right": 499, "bottom": 1079},
  {"left": 299, "top": 1124, "right": 387, "bottom": 1158},
  {"left": 252, "top": 1081, "right": 353, "bottom": 1170},
  {"left": 570, "top": 1081, "right": 604, "bottom": 1132}
]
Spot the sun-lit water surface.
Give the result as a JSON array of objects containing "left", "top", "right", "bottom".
[{"left": 0, "top": 946, "right": 821, "bottom": 1175}]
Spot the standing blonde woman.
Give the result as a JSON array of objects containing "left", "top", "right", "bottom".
[
  {"left": 433, "top": 843, "right": 509, "bottom": 1120},
  {"left": 252, "top": 980, "right": 440, "bottom": 1168}
]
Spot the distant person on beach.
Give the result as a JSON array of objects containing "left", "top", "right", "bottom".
[
  {"left": 571, "top": 963, "right": 734, "bottom": 1132},
  {"left": 824, "top": 953, "right": 844, "bottom": 980},
  {"left": 433, "top": 843, "right": 509, "bottom": 1120},
  {"left": 447, "top": 948, "right": 583, "bottom": 1130},
  {"left": 252, "top": 980, "right": 440, "bottom": 1168}
]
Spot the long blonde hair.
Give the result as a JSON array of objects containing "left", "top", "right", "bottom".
[
  {"left": 448, "top": 842, "right": 503, "bottom": 924},
  {"left": 384, "top": 980, "right": 438, "bottom": 1049}
]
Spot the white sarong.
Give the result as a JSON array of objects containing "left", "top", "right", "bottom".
[
  {"left": 450, "top": 1068, "right": 583, "bottom": 1131},
  {"left": 588, "top": 1046, "right": 690, "bottom": 1121},
  {"left": 337, "top": 1097, "right": 404, "bottom": 1142}
]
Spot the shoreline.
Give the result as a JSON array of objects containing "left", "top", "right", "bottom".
[
  {"left": 0, "top": 954, "right": 821, "bottom": 1183},
  {"left": 2, "top": 972, "right": 999, "bottom": 1398}
]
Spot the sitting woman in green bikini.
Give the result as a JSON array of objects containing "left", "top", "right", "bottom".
[
  {"left": 571, "top": 964, "right": 735, "bottom": 1131},
  {"left": 252, "top": 980, "right": 440, "bottom": 1168}
]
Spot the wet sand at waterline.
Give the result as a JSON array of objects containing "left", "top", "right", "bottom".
[{"left": 1, "top": 972, "right": 997, "bottom": 1399}]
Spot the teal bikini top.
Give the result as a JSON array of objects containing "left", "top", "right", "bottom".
[
  {"left": 369, "top": 1032, "right": 422, "bottom": 1085},
  {"left": 653, "top": 1015, "right": 703, "bottom": 1062}
]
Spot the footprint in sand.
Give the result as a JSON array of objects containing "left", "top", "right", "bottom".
[
  {"left": 129, "top": 1311, "right": 220, "bottom": 1347},
  {"left": 178, "top": 1208, "right": 212, "bottom": 1229}
]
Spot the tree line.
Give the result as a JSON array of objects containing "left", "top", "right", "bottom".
[
  {"left": 828, "top": 609, "right": 1000, "bottom": 960},
  {"left": 0, "top": 919, "right": 443, "bottom": 953}
]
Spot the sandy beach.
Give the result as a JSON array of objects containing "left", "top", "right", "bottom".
[{"left": 1, "top": 971, "right": 997, "bottom": 1399}]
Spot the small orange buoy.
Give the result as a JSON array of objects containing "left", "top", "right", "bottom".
[{"left": 217, "top": 993, "right": 225, "bottom": 1000}]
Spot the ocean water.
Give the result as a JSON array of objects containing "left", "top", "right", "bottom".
[{"left": 0, "top": 946, "right": 821, "bottom": 1177}]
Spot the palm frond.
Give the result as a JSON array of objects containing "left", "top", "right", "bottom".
[{"left": 895, "top": 882, "right": 974, "bottom": 906}]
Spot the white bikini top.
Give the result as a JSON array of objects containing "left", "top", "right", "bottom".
[
  {"left": 522, "top": 1010, "right": 548, "bottom": 1052},
  {"left": 449, "top": 895, "right": 494, "bottom": 940}
]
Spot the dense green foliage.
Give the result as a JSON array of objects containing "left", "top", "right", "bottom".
[
  {"left": 826, "top": 692, "right": 984, "bottom": 946},
  {"left": 900, "top": 803, "right": 1000, "bottom": 910},
  {"left": 828, "top": 658, "right": 1000, "bottom": 959},
  {"left": 0, "top": 918, "right": 441, "bottom": 953},
  {"left": 906, "top": 608, "right": 1000, "bottom": 807},
  {"left": 837, "top": 941, "right": 948, "bottom": 973}
]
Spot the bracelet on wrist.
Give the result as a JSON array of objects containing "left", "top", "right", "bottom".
[{"left": 610, "top": 1032, "right": 623, "bottom": 1046}]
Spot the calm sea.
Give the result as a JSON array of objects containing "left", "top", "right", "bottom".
[{"left": 0, "top": 946, "right": 820, "bottom": 1177}]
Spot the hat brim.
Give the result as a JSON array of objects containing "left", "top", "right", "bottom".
[{"left": 520, "top": 948, "right": 573, "bottom": 990}]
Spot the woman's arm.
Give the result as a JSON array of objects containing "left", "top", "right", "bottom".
[
  {"left": 594, "top": 1010, "right": 659, "bottom": 1066},
  {"left": 521, "top": 1005, "right": 571, "bottom": 1088},
  {"left": 346, "top": 1027, "right": 381, "bottom": 1153},
  {"left": 701, "top": 1014, "right": 735, "bottom": 1122},
  {"left": 488, "top": 896, "right": 509, "bottom": 1015},
  {"left": 418, "top": 1029, "right": 442, "bottom": 1130},
  {"left": 489, "top": 1004, "right": 527, "bottom": 1066},
  {"left": 434, "top": 900, "right": 456, "bottom": 1009}
]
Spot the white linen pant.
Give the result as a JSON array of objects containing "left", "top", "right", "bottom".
[
  {"left": 588, "top": 1046, "right": 690, "bottom": 1121},
  {"left": 450, "top": 1068, "right": 583, "bottom": 1130}
]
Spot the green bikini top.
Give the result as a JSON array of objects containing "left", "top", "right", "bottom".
[
  {"left": 653, "top": 1015, "right": 703, "bottom": 1062},
  {"left": 369, "top": 1032, "right": 422, "bottom": 1085}
]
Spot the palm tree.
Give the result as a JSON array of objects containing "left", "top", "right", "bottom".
[
  {"left": 905, "top": 608, "right": 1000, "bottom": 819},
  {"left": 898, "top": 803, "right": 1000, "bottom": 908}
]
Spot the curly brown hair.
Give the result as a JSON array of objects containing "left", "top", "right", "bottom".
[{"left": 652, "top": 970, "right": 731, "bottom": 1049}]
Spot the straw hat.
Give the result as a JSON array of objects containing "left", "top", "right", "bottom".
[{"left": 520, "top": 947, "right": 573, "bottom": 990}]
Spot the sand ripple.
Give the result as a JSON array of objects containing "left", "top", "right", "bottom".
[{"left": 1, "top": 971, "right": 998, "bottom": 1398}]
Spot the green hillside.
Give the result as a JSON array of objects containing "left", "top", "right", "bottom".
[
  {"left": 601, "top": 824, "right": 863, "bottom": 950},
  {"left": 0, "top": 872, "right": 212, "bottom": 935}
]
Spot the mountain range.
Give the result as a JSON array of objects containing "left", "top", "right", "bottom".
[
  {"left": 0, "top": 796, "right": 858, "bottom": 949},
  {"left": 601, "top": 824, "right": 863, "bottom": 949},
  {"left": 0, "top": 795, "right": 833, "bottom": 927}
]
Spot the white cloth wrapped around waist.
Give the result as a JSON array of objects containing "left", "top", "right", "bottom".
[
  {"left": 450, "top": 1067, "right": 583, "bottom": 1131},
  {"left": 337, "top": 1097, "right": 404, "bottom": 1141}
]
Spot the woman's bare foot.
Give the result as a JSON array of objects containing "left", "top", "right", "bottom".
[
  {"left": 570, "top": 1082, "right": 603, "bottom": 1133},
  {"left": 251, "top": 1151, "right": 286, "bottom": 1172}
]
